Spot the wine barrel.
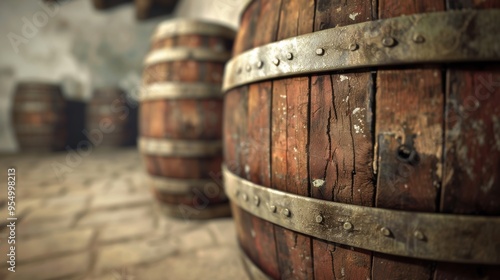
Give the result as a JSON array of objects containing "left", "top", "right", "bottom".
[
  {"left": 86, "top": 87, "right": 136, "bottom": 148},
  {"left": 12, "top": 82, "right": 67, "bottom": 151},
  {"left": 223, "top": 1, "right": 500, "bottom": 279},
  {"left": 140, "top": 19, "right": 235, "bottom": 219}
]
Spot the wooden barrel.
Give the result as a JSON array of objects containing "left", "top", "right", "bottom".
[
  {"left": 140, "top": 19, "right": 236, "bottom": 219},
  {"left": 86, "top": 87, "right": 136, "bottom": 148},
  {"left": 12, "top": 82, "right": 67, "bottom": 151},
  {"left": 223, "top": 1, "right": 500, "bottom": 279}
]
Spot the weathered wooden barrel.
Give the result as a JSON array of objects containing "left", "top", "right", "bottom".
[
  {"left": 12, "top": 82, "right": 67, "bottom": 151},
  {"left": 86, "top": 87, "right": 136, "bottom": 148},
  {"left": 140, "top": 19, "right": 235, "bottom": 219},
  {"left": 223, "top": 1, "right": 500, "bottom": 279}
]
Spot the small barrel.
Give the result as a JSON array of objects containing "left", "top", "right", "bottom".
[
  {"left": 12, "top": 82, "right": 67, "bottom": 151},
  {"left": 139, "top": 19, "right": 235, "bottom": 219},
  {"left": 86, "top": 87, "right": 136, "bottom": 148}
]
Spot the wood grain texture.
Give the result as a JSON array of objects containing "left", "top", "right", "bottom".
[
  {"left": 373, "top": 1, "right": 445, "bottom": 279},
  {"left": 223, "top": 0, "right": 264, "bottom": 269},
  {"left": 435, "top": 1, "right": 500, "bottom": 278},
  {"left": 310, "top": 0, "right": 376, "bottom": 279},
  {"left": 270, "top": 0, "right": 315, "bottom": 278},
  {"left": 246, "top": 0, "right": 282, "bottom": 278}
]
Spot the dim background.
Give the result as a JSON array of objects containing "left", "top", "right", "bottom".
[{"left": 0, "top": 0, "right": 248, "bottom": 152}]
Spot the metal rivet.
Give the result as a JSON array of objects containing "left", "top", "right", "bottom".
[
  {"left": 382, "top": 37, "right": 396, "bottom": 47},
  {"left": 256, "top": 60, "right": 264, "bottom": 69},
  {"left": 414, "top": 230, "right": 425, "bottom": 240},
  {"left": 286, "top": 52, "right": 293, "bottom": 60},
  {"left": 246, "top": 64, "right": 252, "bottom": 72},
  {"left": 412, "top": 34, "right": 425, "bottom": 43},
  {"left": 270, "top": 205, "right": 277, "bottom": 213},
  {"left": 242, "top": 193, "right": 248, "bottom": 201},
  {"left": 282, "top": 208, "right": 291, "bottom": 217},
  {"left": 381, "top": 227, "right": 391, "bottom": 237},
  {"left": 253, "top": 196, "right": 260, "bottom": 206},
  {"left": 272, "top": 58, "right": 280, "bottom": 66},
  {"left": 315, "top": 215, "right": 323, "bottom": 224},
  {"left": 316, "top": 48, "right": 325, "bottom": 55},
  {"left": 343, "top": 222, "right": 353, "bottom": 230},
  {"left": 349, "top": 43, "right": 358, "bottom": 51}
]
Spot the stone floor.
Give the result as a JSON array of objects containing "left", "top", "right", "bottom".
[{"left": 0, "top": 148, "right": 250, "bottom": 280}]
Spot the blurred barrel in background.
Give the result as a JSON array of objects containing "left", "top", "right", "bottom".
[
  {"left": 12, "top": 82, "right": 67, "bottom": 151},
  {"left": 86, "top": 87, "right": 137, "bottom": 148},
  {"left": 139, "top": 19, "right": 235, "bottom": 219}
]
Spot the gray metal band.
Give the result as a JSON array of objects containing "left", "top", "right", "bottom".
[
  {"left": 138, "top": 137, "right": 222, "bottom": 157},
  {"left": 149, "top": 175, "right": 223, "bottom": 195},
  {"left": 140, "top": 82, "right": 223, "bottom": 101},
  {"left": 223, "top": 10, "right": 500, "bottom": 91},
  {"left": 144, "top": 48, "right": 231, "bottom": 66},
  {"left": 223, "top": 165, "right": 500, "bottom": 264},
  {"left": 153, "top": 19, "right": 236, "bottom": 41}
]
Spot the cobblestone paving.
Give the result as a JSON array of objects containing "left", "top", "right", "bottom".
[{"left": 0, "top": 148, "right": 250, "bottom": 280}]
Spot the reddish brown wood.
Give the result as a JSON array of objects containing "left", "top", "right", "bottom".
[
  {"left": 310, "top": 0, "right": 376, "bottom": 278},
  {"left": 12, "top": 82, "right": 67, "bottom": 152},
  {"left": 245, "top": 0, "right": 283, "bottom": 278},
  {"left": 372, "top": 1, "right": 445, "bottom": 279},
  {"left": 140, "top": 21, "right": 232, "bottom": 217},
  {"left": 435, "top": 2, "right": 500, "bottom": 279}
]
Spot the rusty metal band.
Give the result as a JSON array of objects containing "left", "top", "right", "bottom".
[
  {"left": 153, "top": 19, "right": 236, "bottom": 41},
  {"left": 223, "top": 10, "right": 500, "bottom": 91},
  {"left": 148, "top": 174, "right": 223, "bottom": 195},
  {"left": 140, "top": 82, "right": 223, "bottom": 101},
  {"left": 138, "top": 137, "right": 222, "bottom": 157},
  {"left": 144, "top": 48, "right": 231, "bottom": 66},
  {"left": 223, "top": 165, "right": 500, "bottom": 264},
  {"left": 155, "top": 201, "right": 231, "bottom": 220},
  {"left": 239, "top": 247, "right": 272, "bottom": 280}
]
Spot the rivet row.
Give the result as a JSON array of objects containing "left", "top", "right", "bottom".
[
  {"left": 235, "top": 191, "right": 427, "bottom": 241},
  {"left": 235, "top": 35, "right": 425, "bottom": 75}
]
